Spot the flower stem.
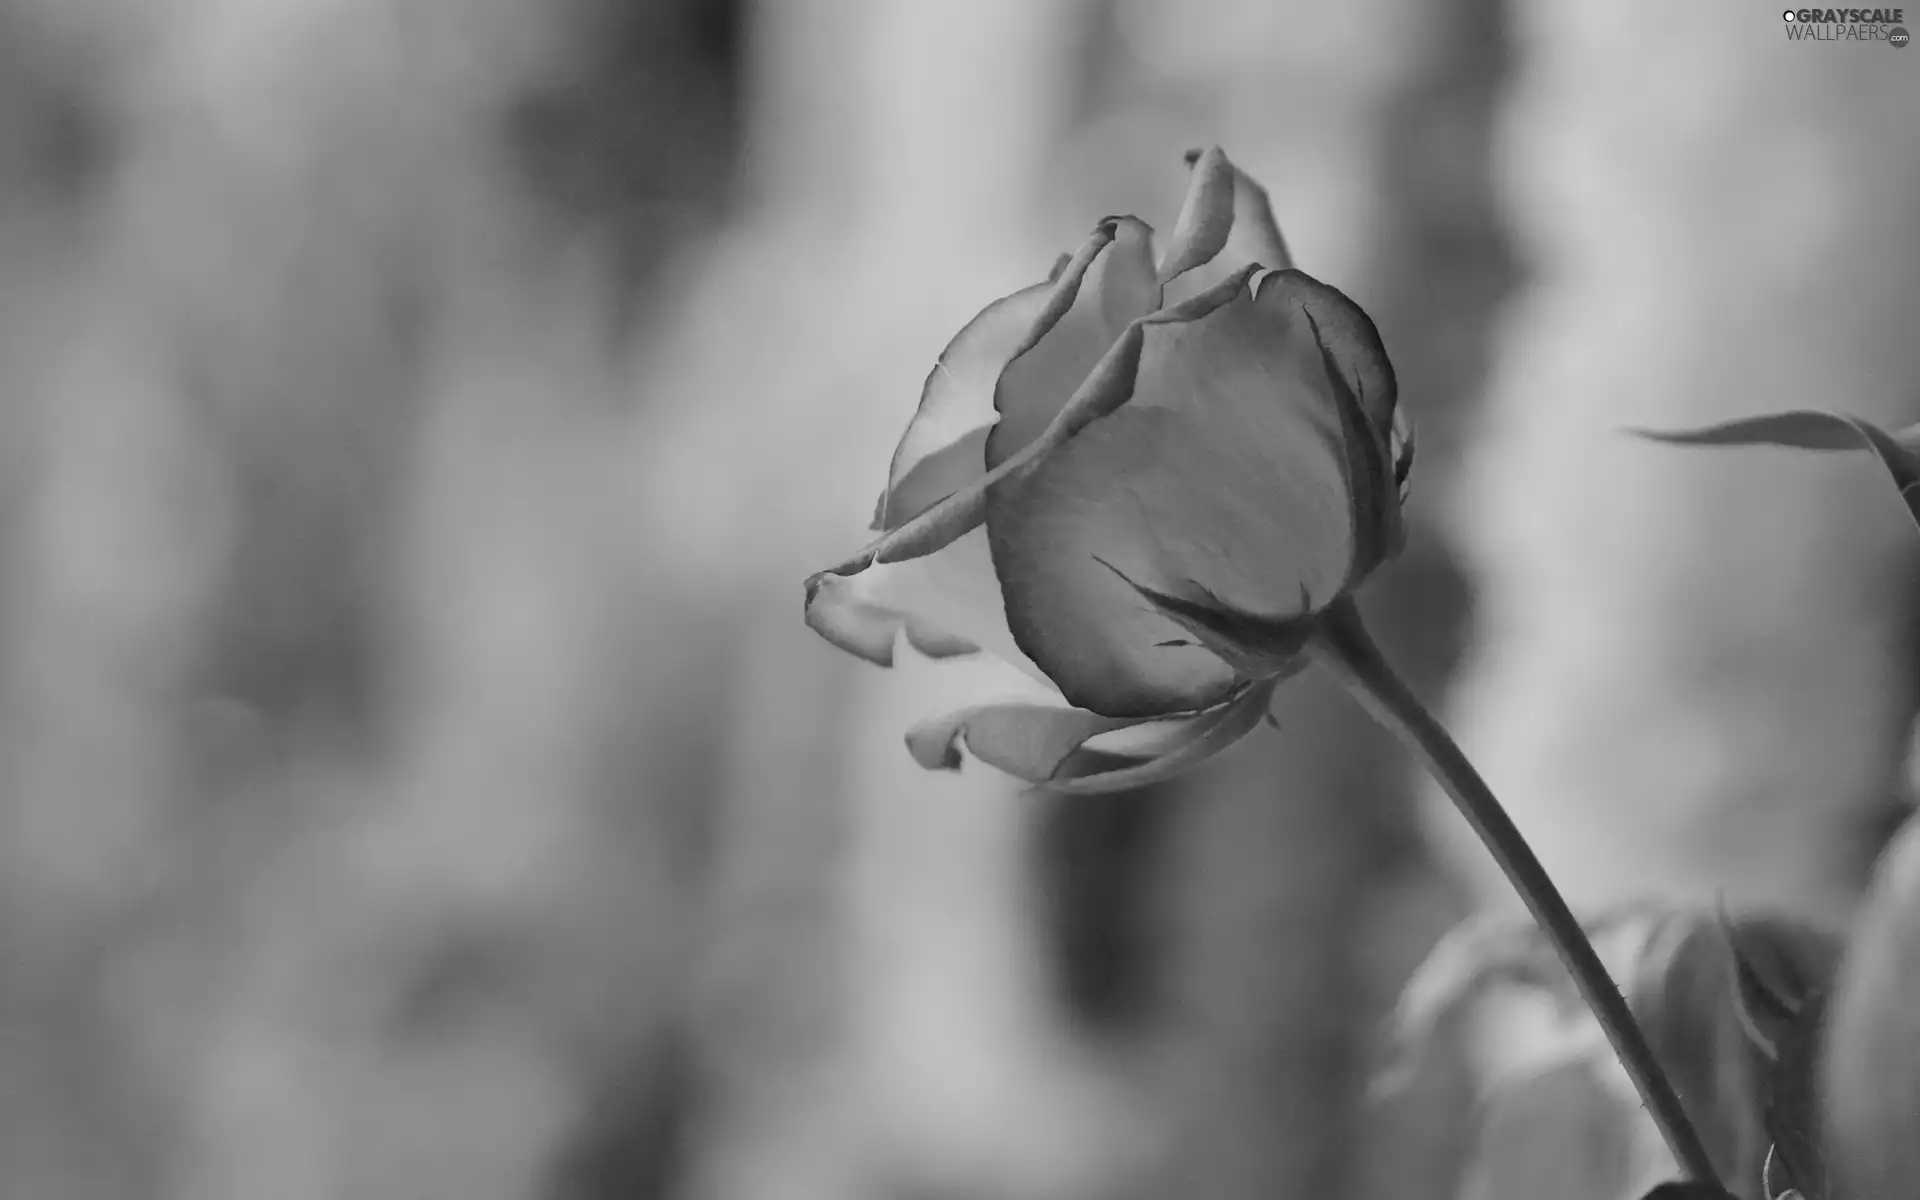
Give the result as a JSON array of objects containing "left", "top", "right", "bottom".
[{"left": 1306, "top": 598, "right": 1722, "bottom": 1188}]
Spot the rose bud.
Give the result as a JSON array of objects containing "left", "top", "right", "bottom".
[{"left": 803, "top": 146, "right": 1413, "bottom": 794}]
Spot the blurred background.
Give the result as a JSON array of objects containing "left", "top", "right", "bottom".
[{"left": 0, "top": 1, "right": 1915, "bottom": 1197}]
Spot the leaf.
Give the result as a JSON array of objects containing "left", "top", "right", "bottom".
[{"left": 1636, "top": 411, "right": 1920, "bottom": 534}]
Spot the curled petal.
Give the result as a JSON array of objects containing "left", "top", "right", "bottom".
[
  {"left": 1156, "top": 146, "right": 1236, "bottom": 284},
  {"left": 805, "top": 527, "right": 1046, "bottom": 682},
  {"left": 875, "top": 223, "right": 1123, "bottom": 531},
  {"left": 988, "top": 266, "right": 1368, "bottom": 717},
  {"left": 802, "top": 570, "right": 978, "bottom": 667},
  {"left": 905, "top": 678, "right": 1276, "bottom": 795},
  {"left": 987, "top": 216, "right": 1160, "bottom": 470},
  {"left": 1636, "top": 410, "right": 1920, "bottom": 535},
  {"left": 1160, "top": 146, "right": 1295, "bottom": 303}
]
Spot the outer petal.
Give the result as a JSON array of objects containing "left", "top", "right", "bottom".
[
  {"left": 806, "top": 526, "right": 1048, "bottom": 682},
  {"left": 1159, "top": 146, "right": 1295, "bottom": 305},
  {"left": 905, "top": 678, "right": 1275, "bottom": 795},
  {"left": 986, "top": 267, "right": 1363, "bottom": 717},
  {"left": 877, "top": 229, "right": 1121, "bottom": 531},
  {"left": 801, "top": 570, "right": 978, "bottom": 667},
  {"left": 1255, "top": 267, "right": 1398, "bottom": 441},
  {"left": 807, "top": 271, "right": 1170, "bottom": 679},
  {"left": 1257, "top": 268, "right": 1405, "bottom": 582},
  {"left": 806, "top": 286, "right": 1156, "bottom": 658},
  {"left": 986, "top": 216, "right": 1159, "bottom": 470}
]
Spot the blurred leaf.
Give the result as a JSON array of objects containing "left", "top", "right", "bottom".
[
  {"left": 1388, "top": 902, "right": 1844, "bottom": 1200},
  {"left": 1376, "top": 902, "right": 1679, "bottom": 1101},
  {"left": 1462, "top": 1060, "right": 1637, "bottom": 1200},
  {"left": 1731, "top": 935, "right": 1833, "bottom": 1200},
  {"left": 1636, "top": 411, "right": 1920, "bottom": 533},
  {"left": 1821, "top": 814, "right": 1920, "bottom": 1200}
]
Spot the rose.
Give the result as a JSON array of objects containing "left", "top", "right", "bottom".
[{"left": 803, "top": 146, "right": 1413, "bottom": 793}]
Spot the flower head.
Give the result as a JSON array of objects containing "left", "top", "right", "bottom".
[{"left": 804, "top": 147, "right": 1412, "bottom": 792}]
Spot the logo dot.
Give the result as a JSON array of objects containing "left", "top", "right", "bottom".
[{"left": 1783, "top": 8, "right": 1796, "bottom": 18}]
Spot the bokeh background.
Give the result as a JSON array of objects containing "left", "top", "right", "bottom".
[{"left": 0, "top": 1, "right": 1916, "bottom": 1197}]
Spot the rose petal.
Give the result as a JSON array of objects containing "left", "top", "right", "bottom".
[
  {"left": 808, "top": 280, "right": 1167, "bottom": 674},
  {"left": 1160, "top": 146, "right": 1294, "bottom": 304},
  {"left": 986, "top": 216, "right": 1159, "bottom": 470},
  {"left": 987, "top": 267, "right": 1367, "bottom": 717},
  {"left": 1156, "top": 146, "right": 1236, "bottom": 284},
  {"left": 806, "top": 526, "right": 1049, "bottom": 683},
  {"left": 1046, "top": 678, "right": 1276, "bottom": 793},
  {"left": 801, "top": 570, "right": 980, "bottom": 667},
  {"left": 906, "top": 702, "right": 1137, "bottom": 774},
  {"left": 1258, "top": 268, "right": 1405, "bottom": 580},
  {"left": 808, "top": 295, "right": 1154, "bottom": 626},
  {"left": 876, "top": 298, "right": 1046, "bottom": 533},
  {"left": 906, "top": 677, "right": 1274, "bottom": 794},
  {"left": 874, "top": 224, "right": 1123, "bottom": 531},
  {"left": 1255, "top": 268, "right": 1398, "bottom": 441}
]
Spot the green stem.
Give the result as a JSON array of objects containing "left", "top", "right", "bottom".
[{"left": 1307, "top": 598, "right": 1722, "bottom": 1188}]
